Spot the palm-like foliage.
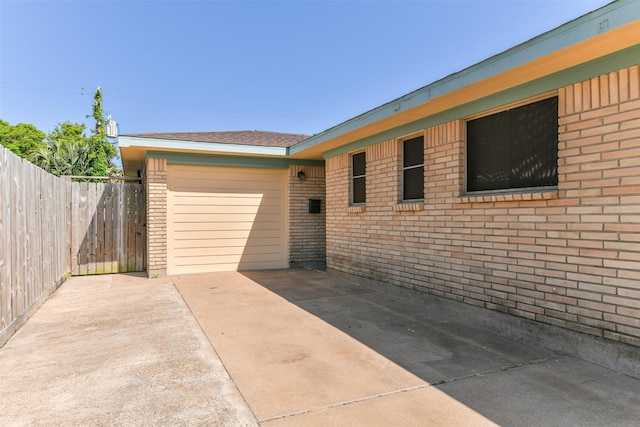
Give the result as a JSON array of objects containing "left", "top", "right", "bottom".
[
  {"left": 30, "top": 140, "right": 91, "bottom": 176},
  {"left": 2, "top": 88, "right": 119, "bottom": 178},
  {"left": 29, "top": 122, "right": 119, "bottom": 177}
]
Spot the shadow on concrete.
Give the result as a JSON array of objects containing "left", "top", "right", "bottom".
[{"left": 241, "top": 268, "right": 640, "bottom": 427}]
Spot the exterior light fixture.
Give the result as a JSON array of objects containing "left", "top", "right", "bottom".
[{"left": 297, "top": 170, "right": 306, "bottom": 181}]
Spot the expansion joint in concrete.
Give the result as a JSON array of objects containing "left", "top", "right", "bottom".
[
  {"left": 433, "top": 356, "right": 557, "bottom": 386},
  {"left": 258, "top": 384, "right": 431, "bottom": 424}
]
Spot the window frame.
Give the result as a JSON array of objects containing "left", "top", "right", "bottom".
[
  {"left": 401, "top": 133, "right": 425, "bottom": 201},
  {"left": 464, "top": 93, "right": 559, "bottom": 195},
  {"left": 350, "top": 150, "right": 366, "bottom": 205}
]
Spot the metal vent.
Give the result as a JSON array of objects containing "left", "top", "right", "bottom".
[{"left": 106, "top": 119, "right": 119, "bottom": 138}]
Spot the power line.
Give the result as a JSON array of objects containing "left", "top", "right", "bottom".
[{"left": 1, "top": 81, "right": 349, "bottom": 122}]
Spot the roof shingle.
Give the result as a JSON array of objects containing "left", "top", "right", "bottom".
[{"left": 122, "top": 130, "right": 309, "bottom": 148}]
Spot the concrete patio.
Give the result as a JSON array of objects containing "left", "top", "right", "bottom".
[{"left": 1, "top": 269, "right": 640, "bottom": 426}]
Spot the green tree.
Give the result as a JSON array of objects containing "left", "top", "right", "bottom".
[
  {"left": 91, "top": 86, "right": 105, "bottom": 135},
  {"left": 31, "top": 122, "right": 118, "bottom": 177},
  {"left": 0, "top": 119, "right": 46, "bottom": 158},
  {"left": 87, "top": 86, "right": 119, "bottom": 174},
  {"left": 2, "top": 87, "right": 119, "bottom": 177}
]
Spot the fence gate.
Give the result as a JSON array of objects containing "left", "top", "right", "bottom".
[{"left": 70, "top": 181, "right": 146, "bottom": 275}]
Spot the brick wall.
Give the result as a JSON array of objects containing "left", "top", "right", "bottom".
[
  {"left": 145, "top": 157, "right": 167, "bottom": 277},
  {"left": 326, "top": 65, "right": 640, "bottom": 346},
  {"left": 289, "top": 165, "right": 326, "bottom": 266}
]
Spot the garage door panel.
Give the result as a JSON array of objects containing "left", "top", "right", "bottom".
[
  {"left": 172, "top": 191, "right": 282, "bottom": 201},
  {"left": 171, "top": 177, "right": 282, "bottom": 192},
  {"left": 172, "top": 182, "right": 280, "bottom": 198},
  {"left": 175, "top": 214, "right": 280, "bottom": 232},
  {"left": 175, "top": 193, "right": 282, "bottom": 207},
  {"left": 174, "top": 244, "right": 284, "bottom": 257},
  {"left": 171, "top": 166, "right": 280, "bottom": 175},
  {"left": 167, "top": 165, "right": 288, "bottom": 275},
  {"left": 175, "top": 252, "right": 285, "bottom": 266},
  {"left": 169, "top": 166, "right": 278, "bottom": 179},
  {"left": 174, "top": 236, "right": 284, "bottom": 251},
  {"left": 171, "top": 204, "right": 283, "bottom": 215},
  {"left": 174, "top": 237, "right": 282, "bottom": 251},
  {"left": 172, "top": 212, "right": 284, "bottom": 223},
  {"left": 172, "top": 222, "right": 283, "bottom": 233},
  {"left": 172, "top": 196, "right": 282, "bottom": 207}
]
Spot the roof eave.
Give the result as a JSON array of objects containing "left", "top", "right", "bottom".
[
  {"left": 289, "top": 0, "right": 640, "bottom": 158},
  {"left": 119, "top": 136, "right": 291, "bottom": 176},
  {"left": 118, "top": 136, "right": 289, "bottom": 157}
]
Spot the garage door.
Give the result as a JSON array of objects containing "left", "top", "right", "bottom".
[{"left": 167, "top": 164, "right": 288, "bottom": 275}]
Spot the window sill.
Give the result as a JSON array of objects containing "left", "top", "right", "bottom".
[
  {"left": 347, "top": 205, "right": 366, "bottom": 214},
  {"left": 393, "top": 201, "right": 424, "bottom": 212},
  {"left": 460, "top": 189, "right": 558, "bottom": 203}
]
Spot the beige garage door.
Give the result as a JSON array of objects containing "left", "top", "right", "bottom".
[{"left": 167, "top": 164, "right": 288, "bottom": 275}]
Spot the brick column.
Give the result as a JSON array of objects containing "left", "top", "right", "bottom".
[
  {"left": 289, "top": 165, "right": 326, "bottom": 267},
  {"left": 146, "top": 158, "right": 167, "bottom": 277}
]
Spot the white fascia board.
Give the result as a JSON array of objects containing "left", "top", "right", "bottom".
[{"left": 118, "top": 136, "right": 289, "bottom": 157}]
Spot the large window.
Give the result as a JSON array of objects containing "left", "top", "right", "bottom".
[
  {"left": 351, "top": 151, "right": 366, "bottom": 204},
  {"left": 467, "top": 96, "right": 558, "bottom": 193},
  {"left": 403, "top": 136, "right": 424, "bottom": 200}
]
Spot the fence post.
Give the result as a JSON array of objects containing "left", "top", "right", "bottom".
[
  {"left": 0, "top": 148, "right": 4, "bottom": 332},
  {"left": 62, "top": 176, "right": 72, "bottom": 275}
]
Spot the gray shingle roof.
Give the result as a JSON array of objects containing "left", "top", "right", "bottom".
[{"left": 123, "top": 130, "right": 309, "bottom": 148}]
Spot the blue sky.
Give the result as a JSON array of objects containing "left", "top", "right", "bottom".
[{"left": 1, "top": 0, "right": 612, "bottom": 138}]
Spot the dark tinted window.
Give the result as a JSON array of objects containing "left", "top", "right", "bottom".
[
  {"left": 403, "top": 136, "right": 424, "bottom": 200},
  {"left": 353, "top": 151, "right": 366, "bottom": 176},
  {"left": 403, "top": 167, "right": 424, "bottom": 200},
  {"left": 352, "top": 152, "right": 366, "bottom": 204},
  {"left": 467, "top": 96, "right": 558, "bottom": 192},
  {"left": 404, "top": 136, "right": 424, "bottom": 167}
]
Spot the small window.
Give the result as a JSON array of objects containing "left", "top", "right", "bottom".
[
  {"left": 467, "top": 96, "right": 558, "bottom": 193},
  {"left": 403, "top": 136, "right": 424, "bottom": 200},
  {"left": 351, "top": 151, "right": 366, "bottom": 204}
]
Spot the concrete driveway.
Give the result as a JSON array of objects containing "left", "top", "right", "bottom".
[
  {"left": 0, "top": 274, "right": 256, "bottom": 426},
  {"left": 175, "top": 269, "right": 640, "bottom": 427},
  {"left": 1, "top": 269, "right": 640, "bottom": 426}
]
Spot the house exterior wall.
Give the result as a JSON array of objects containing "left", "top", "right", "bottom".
[
  {"left": 288, "top": 165, "right": 326, "bottom": 266},
  {"left": 146, "top": 157, "right": 168, "bottom": 278},
  {"left": 326, "top": 65, "right": 640, "bottom": 347}
]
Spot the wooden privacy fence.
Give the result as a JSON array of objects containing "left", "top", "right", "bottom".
[
  {"left": 0, "top": 147, "right": 71, "bottom": 346},
  {"left": 70, "top": 181, "right": 145, "bottom": 275},
  {"left": 1, "top": 146, "right": 147, "bottom": 346}
]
